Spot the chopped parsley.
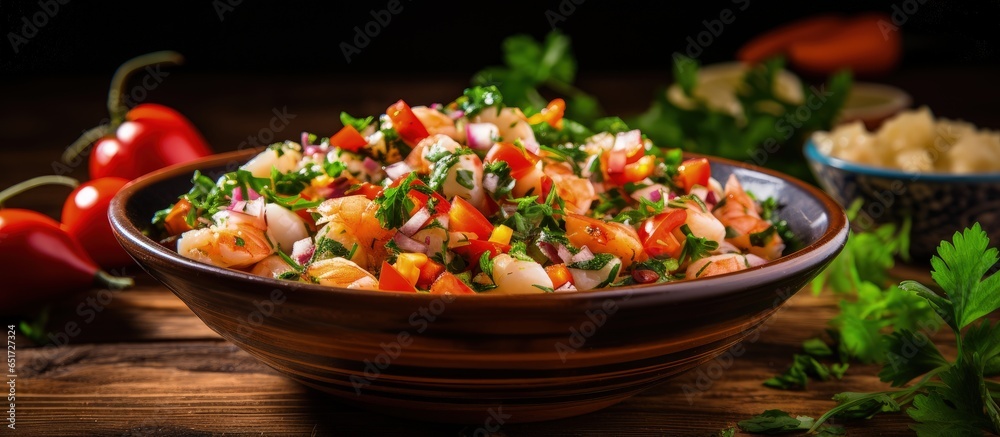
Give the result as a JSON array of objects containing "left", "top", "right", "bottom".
[
  {"left": 340, "top": 111, "right": 374, "bottom": 132},
  {"left": 374, "top": 173, "right": 418, "bottom": 229},
  {"left": 678, "top": 224, "right": 719, "bottom": 264},
  {"left": 483, "top": 161, "right": 515, "bottom": 200},
  {"left": 567, "top": 253, "right": 615, "bottom": 270},
  {"left": 457, "top": 85, "right": 504, "bottom": 117}
]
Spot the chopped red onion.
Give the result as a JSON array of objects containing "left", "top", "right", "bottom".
[
  {"left": 483, "top": 173, "right": 499, "bottom": 193},
  {"left": 393, "top": 232, "right": 428, "bottom": 254},
  {"left": 609, "top": 130, "right": 641, "bottom": 173},
  {"left": 521, "top": 138, "right": 540, "bottom": 155},
  {"left": 384, "top": 162, "right": 413, "bottom": 180},
  {"left": 557, "top": 243, "right": 575, "bottom": 264},
  {"left": 434, "top": 215, "right": 449, "bottom": 230},
  {"left": 304, "top": 145, "right": 324, "bottom": 156},
  {"left": 230, "top": 187, "right": 260, "bottom": 203},
  {"left": 630, "top": 184, "right": 666, "bottom": 203},
  {"left": 399, "top": 208, "right": 431, "bottom": 236},
  {"left": 705, "top": 190, "right": 718, "bottom": 206},
  {"left": 228, "top": 200, "right": 247, "bottom": 212},
  {"left": 571, "top": 246, "right": 594, "bottom": 263},
  {"left": 301, "top": 132, "right": 313, "bottom": 147},
  {"left": 554, "top": 282, "right": 577, "bottom": 293},
  {"left": 449, "top": 110, "right": 465, "bottom": 120},
  {"left": 362, "top": 157, "right": 381, "bottom": 174},
  {"left": 291, "top": 238, "right": 315, "bottom": 265},
  {"left": 537, "top": 242, "right": 562, "bottom": 264},
  {"left": 465, "top": 123, "right": 499, "bottom": 150},
  {"left": 429, "top": 103, "right": 443, "bottom": 111}
]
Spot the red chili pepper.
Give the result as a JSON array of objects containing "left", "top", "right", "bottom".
[
  {"left": 0, "top": 175, "right": 134, "bottom": 269},
  {"left": 62, "top": 177, "right": 133, "bottom": 268},
  {"left": 61, "top": 51, "right": 213, "bottom": 181},
  {"left": 0, "top": 210, "right": 133, "bottom": 313}
]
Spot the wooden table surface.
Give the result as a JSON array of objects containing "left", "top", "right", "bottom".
[{"left": 2, "top": 70, "right": 998, "bottom": 436}]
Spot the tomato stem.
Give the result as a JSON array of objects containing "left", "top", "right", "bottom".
[
  {"left": 61, "top": 124, "right": 111, "bottom": 165},
  {"left": 107, "top": 50, "right": 184, "bottom": 127},
  {"left": 0, "top": 175, "right": 79, "bottom": 207},
  {"left": 94, "top": 270, "right": 135, "bottom": 290}
]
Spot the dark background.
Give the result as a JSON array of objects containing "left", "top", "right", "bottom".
[
  {"left": 2, "top": 0, "right": 998, "bottom": 77},
  {"left": 2, "top": 0, "right": 1000, "bottom": 210}
]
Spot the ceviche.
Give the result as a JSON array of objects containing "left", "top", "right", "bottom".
[{"left": 152, "top": 87, "right": 790, "bottom": 294}]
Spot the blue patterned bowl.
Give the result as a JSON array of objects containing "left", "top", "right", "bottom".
[{"left": 804, "top": 139, "right": 1000, "bottom": 263}]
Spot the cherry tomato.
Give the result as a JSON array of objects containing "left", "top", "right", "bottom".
[
  {"left": 61, "top": 177, "right": 132, "bottom": 268},
  {"left": 329, "top": 125, "right": 368, "bottom": 152},
  {"left": 676, "top": 158, "right": 711, "bottom": 192},
  {"left": 386, "top": 100, "right": 430, "bottom": 145},
  {"left": 429, "top": 272, "right": 476, "bottom": 295},
  {"left": 451, "top": 240, "right": 510, "bottom": 262},
  {"left": 448, "top": 196, "right": 494, "bottom": 240},
  {"left": 378, "top": 261, "right": 416, "bottom": 292},
  {"left": 484, "top": 142, "right": 539, "bottom": 178},
  {"left": 638, "top": 209, "right": 688, "bottom": 259}
]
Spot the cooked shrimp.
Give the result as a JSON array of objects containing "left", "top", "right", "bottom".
[
  {"left": 305, "top": 257, "right": 378, "bottom": 289},
  {"left": 313, "top": 195, "right": 394, "bottom": 269},
  {"left": 250, "top": 254, "right": 296, "bottom": 279},
  {"left": 685, "top": 253, "right": 767, "bottom": 279},
  {"left": 675, "top": 199, "right": 727, "bottom": 247},
  {"left": 405, "top": 134, "right": 461, "bottom": 174},
  {"left": 546, "top": 170, "right": 596, "bottom": 215},
  {"left": 177, "top": 219, "right": 275, "bottom": 269},
  {"left": 412, "top": 106, "right": 459, "bottom": 141},
  {"left": 439, "top": 153, "right": 485, "bottom": 209},
  {"left": 242, "top": 142, "right": 303, "bottom": 178},
  {"left": 713, "top": 175, "right": 785, "bottom": 260},
  {"left": 473, "top": 107, "right": 536, "bottom": 145}
]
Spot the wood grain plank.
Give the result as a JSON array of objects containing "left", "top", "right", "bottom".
[{"left": 14, "top": 289, "right": 953, "bottom": 436}]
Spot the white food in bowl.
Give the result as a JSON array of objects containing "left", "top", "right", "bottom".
[{"left": 813, "top": 107, "right": 1000, "bottom": 174}]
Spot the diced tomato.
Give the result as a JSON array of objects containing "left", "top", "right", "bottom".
[
  {"left": 545, "top": 264, "right": 573, "bottom": 288},
  {"left": 540, "top": 174, "right": 554, "bottom": 204},
  {"left": 378, "top": 261, "right": 417, "bottom": 292},
  {"left": 429, "top": 272, "right": 476, "bottom": 295},
  {"left": 416, "top": 259, "right": 446, "bottom": 289},
  {"left": 163, "top": 199, "right": 193, "bottom": 236},
  {"left": 676, "top": 158, "right": 711, "bottom": 192},
  {"left": 448, "top": 196, "right": 493, "bottom": 240},
  {"left": 346, "top": 182, "right": 383, "bottom": 201},
  {"left": 384, "top": 177, "right": 451, "bottom": 214},
  {"left": 451, "top": 239, "right": 510, "bottom": 262},
  {"left": 526, "top": 98, "right": 566, "bottom": 129},
  {"left": 329, "top": 125, "right": 368, "bottom": 152},
  {"left": 638, "top": 209, "right": 687, "bottom": 259},
  {"left": 407, "top": 179, "right": 451, "bottom": 214},
  {"left": 606, "top": 155, "right": 656, "bottom": 185},
  {"left": 386, "top": 100, "right": 430, "bottom": 145},
  {"left": 394, "top": 253, "right": 428, "bottom": 286},
  {"left": 485, "top": 142, "right": 539, "bottom": 178}
]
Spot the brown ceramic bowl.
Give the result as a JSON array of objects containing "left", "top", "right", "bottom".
[{"left": 110, "top": 149, "right": 848, "bottom": 423}]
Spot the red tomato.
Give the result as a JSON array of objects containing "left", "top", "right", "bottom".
[
  {"left": 451, "top": 239, "right": 510, "bottom": 262},
  {"left": 676, "top": 158, "right": 711, "bottom": 192},
  {"left": 378, "top": 261, "right": 417, "bottom": 292},
  {"left": 329, "top": 125, "right": 368, "bottom": 152},
  {"left": 606, "top": 155, "right": 657, "bottom": 185},
  {"left": 448, "top": 197, "right": 493, "bottom": 240},
  {"left": 347, "top": 182, "right": 384, "bottom": 201},
  {"left": 416, "top": 259, "right": 446, "bottom": 289},
  {"left": 484, "top": 142, "right": 539, "bottom": 178},
  {"left": 61, "top": 177, "right": 133, "bottom": 268},
  {"left": 638, "top": 209, "right": 687, "bottom": 259},
  {"left": 429, "top": 272, "right": 476, "bottom": 295},
  {"left": 386, "top": 100, "right": 430, "bottom": 145}
]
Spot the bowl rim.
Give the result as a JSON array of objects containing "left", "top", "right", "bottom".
[
  {"left": 804, "top": 138, "right": 1000, "bottom": 182},
  {"left": 110, "top": 148, "right": 848, "bottom": 304}
]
